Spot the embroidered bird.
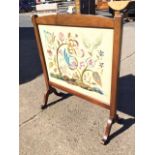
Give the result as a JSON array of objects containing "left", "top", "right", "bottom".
[
  {"left": 92, "top": 72, "right": 102, "bottom": 87},
  {"left": 64, "top": 49, "right": 78, "bottom": 70},
  {"left": 82, "top": 36, "right": 102, "bottom": 56}
]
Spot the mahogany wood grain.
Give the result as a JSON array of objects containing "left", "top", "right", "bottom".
[
  {"left": 110, "top": 12, "right": 122, "bottom": 119},
  {"left": 35, "top": 14, "right": 114, "bottom": 28},
  {"left": 32, "top": 15, "right": 50, "bottom": 90}
]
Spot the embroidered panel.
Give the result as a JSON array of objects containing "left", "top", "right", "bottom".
[{"left": 38, "top": 25, "right": 114, "bottom": 105}]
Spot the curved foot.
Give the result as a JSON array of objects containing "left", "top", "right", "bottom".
[
  {"left": 41, "top": 87, "right": 70, "bottom": 110},
  {"left": 101, "top": 135, "right": 109, "bottom": 145},
  {"left": 101, "top": 114, "right": 121, "bottom": 144},
  {"left": 41, "top": 104, "right": 48, "bottom": 110},
  {"left": 41, "top": 89, "right": 53, "bottom": 110},
  {"left": 102, "top": 118, "right": 113, "bottom": 145}
]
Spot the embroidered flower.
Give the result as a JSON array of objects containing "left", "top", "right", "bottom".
[
  {"left": 79, "top": 61, "right": 85, "bottom": 69},
  {"left": 69, "top": 59, "right": 78, "bottom": 70},
  {"left": 86, "top": 58, "right": 95, "bottom": 67}
]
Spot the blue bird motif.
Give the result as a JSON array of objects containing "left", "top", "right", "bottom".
[{"left": 63, "top": 49, "right": 78, "bottom": 70}]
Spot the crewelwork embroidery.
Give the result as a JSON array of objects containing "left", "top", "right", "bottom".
[{"left": 44, "top": 30, "right": 105, "bottom": 95}]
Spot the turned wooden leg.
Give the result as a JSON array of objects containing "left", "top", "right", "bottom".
[
  {"left": 41, "top": 89, "right": 53, "bottom": 109},
  {"left": 41, "top": 87, "right": 66, "bottom": 109},
  {"left": 102, "top": 118, "right": 113, "bottom": 144},
  {"left": 102, "top": 114, "right": 119, "bottom": 145}
]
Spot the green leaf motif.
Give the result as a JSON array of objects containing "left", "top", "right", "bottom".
[
  {"left": 49, "top": 62, "right": 53, "bottom": 68},
  {"left": 68, "top": 32, "right": 71, "bottom": 38},
  {"left": 57, "top": 40, "right": 60, "bottom": 46}
]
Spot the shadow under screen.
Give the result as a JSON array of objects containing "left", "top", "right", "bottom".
[{"left": 19, "top": 27, "right": 42, "bottom": 84}]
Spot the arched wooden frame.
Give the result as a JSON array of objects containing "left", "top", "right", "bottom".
[{"left": 32, "top": 13, "right": 122, "bottom": 144}]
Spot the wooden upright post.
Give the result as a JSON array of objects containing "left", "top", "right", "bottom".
[
  {"left": 102, "top": 0, "right": 130, "bottom": 145},
  {"left": 75, "top": 0, "right": 81, "bottom": 14}
]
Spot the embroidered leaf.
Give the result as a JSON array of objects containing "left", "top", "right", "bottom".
[
  {"left": 53, "top": 57, "right": 55, "bottom": 63},
  {"left": 49, "top": 62, "right": 53, "bottom": 68},
  {"left": 92, "top": 87, "right": 104, "bottom": 94},
  {"left": 44, "top": 31, "right": 55, "bottom": 45},
  {"left": 57, "top": 40, "right": 60, "bottom": 46},
  {"left": 53, "top": 35, "right": 55, "bottom": 42},
  {"left": 68, "top": 32, "right": 71, "bottom": 38},
  {"left": 72, "top": 72, "right": 79, "bottom": 79},
  {"left": 82, "top": 39, "right": 90, "bottom": 49}
]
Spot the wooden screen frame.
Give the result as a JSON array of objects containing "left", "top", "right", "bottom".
[{"left": 32, "top": 13, "right": 122, "bottom": 144}]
